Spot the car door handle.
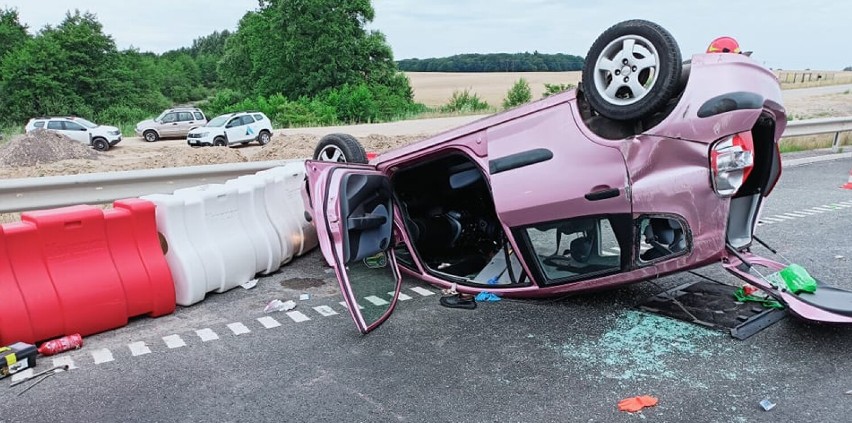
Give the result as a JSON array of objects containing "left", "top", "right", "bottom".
[{"left": 585, "top": 188, "right": 620, "bottom": 201}]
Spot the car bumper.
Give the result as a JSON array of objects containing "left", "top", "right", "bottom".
[
  {"left": 187, "top": 138, "right": 213, "bottom": 147},
  {"left": 110, "top": 135, "right": 122, "bottom": 145}
]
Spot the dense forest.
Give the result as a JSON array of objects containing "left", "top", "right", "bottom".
[
  {"left": 397, "top": 52, "right": 584, "bottom": 72},
  {"left": 0, "top": 0, "right": 419, "bottom": 130}
]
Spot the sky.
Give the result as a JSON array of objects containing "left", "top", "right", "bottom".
[{"left": 0, "top": 0, "right": 847, "bottom": 71}]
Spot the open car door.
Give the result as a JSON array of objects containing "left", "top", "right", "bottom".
[
  {"left": 304, "top": 161, "right": 402, "bottom": 334},
  {"left": 723, "top": 248, "right": 852, "bottom": 324}
]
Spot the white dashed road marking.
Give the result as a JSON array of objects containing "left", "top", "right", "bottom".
[
  {"left": 286, "top": 311, "right": 311, "bottom": 323},
  {"left": 314, "top": 305, "right": 338, "bottom": 316},
  {"left": 228, "top": 322, "right": 251, "bottom": 335},
  {"left": 92, "top": 348, "right": 114, "bottom": 364},
  {"left": 397, "top": 292, "right": 413, "bottom": 301},
  {"left": 783, "top": 212, "right": 808, "bottom": 218},
  {"left": 163, "top": 335, "right": 186, "bottom": 349},
  {"left": 53, "top": 356, "right": 78, "bottom": 369},
  {"left": 257, "top": 316, "right": 282, "bottom": 329},
  {"left": 11, "top": 369, "right": 33, "bottom": 382},
  {"left": 411, "top": 287, "right": 435, "bottom": 296},
  {"left": 128, "top": 341, "right": 151, "bottom": 356},
  {"left": 339, "top": 301, "right": 363, "bottom": 310},
  {"left": 196, "top": 328, "right": 219, "bottom": 342},
  {"left": 365, "top": 296, "right": 389, "bottom": 306},
  {"left": 771, "top": 215, "right": 795, "bottom": 220}
]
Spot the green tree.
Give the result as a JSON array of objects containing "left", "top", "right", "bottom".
[
  {"left": 0, "top": 8, "right": 29, "bottom": 60},
  {"left": 503, "top": 78, "right": 532, "bottom": 109},
  {"left": 220, "top": 0, "right": 410, "bottom": 101}
]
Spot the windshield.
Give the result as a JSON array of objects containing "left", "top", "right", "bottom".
[
  {"left": 73, "top": 117, "right": 99, "bottom": 128},
  {"left": 206, "top": 115, "right": 229, "bottom": 127},
  {"left": 155, "top": 111, "right": 167, "bottom": 122}
]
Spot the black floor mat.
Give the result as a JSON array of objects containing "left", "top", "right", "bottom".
[{"left": 638, "top": 280, "right": 786, "bottom": 340}]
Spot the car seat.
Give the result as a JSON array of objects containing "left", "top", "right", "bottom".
[{"left": 641, "top": 218, "right": 686, "bottom": 261}]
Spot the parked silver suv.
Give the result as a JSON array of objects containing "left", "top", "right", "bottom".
[
  {"left": 25, "top": 116, "right": 122, "bottom": 151},
  {"left": 135, "top": 108, "right": 207, "bottom": 142}
]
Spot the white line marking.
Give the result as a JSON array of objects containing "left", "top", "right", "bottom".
[
  {"left": 761, "top": 216, "right": 785, "bottom": 222},
  {"left": 365, "top": 296, "right": 389, "bottom": 306},
  {"left": 396, "top": 292, "right": 413, "bottom": 301},
  {"left": 11, "top": 369, "right": 33, "bottom": 382},
  {"left": 128, "top": 341, "right": 151, "bottom": 356},
  {"left": 92, "top": 348, "right": 114, "bottom": 364},
  {"left": 792, "top": 210, "right": 816, "bottom": 215},
  {"left": 805, "top": 208, "right": 826, "bottom": 213},
  {"left": 410, "top": 287, "right": 435, "bottom": 296},
  {"left": 812, "top": 207, "right": 834, "bottom": 211},
  {"left": 286, "top": 311, "right": 311, "bottom": 323},
  {"left": 228, "top": 322, "right": 251, "bottom": 335},
  {"left": 162, "top": 334, "right": 186, "bottom": 349},
  {"left": 783, "top": 213, "right": 808, "bottom": 218},
  {"left": 257, "top": 316, "right": 282, "bottom": 329},
  {"left": 52, "top": 356, "right": 78, "bottom": 369},
  {"left": 196, "top": 328, "right": 219, "bottom": 342},
  {"left": 831, "top": 203, "right": 851, "bottom": 208},
  {"left": 314, "top": 305, "right": 338, "bottom": 316},
  {"left": 771, "top": 215, "right": 795, "bottom": 220},
  {"left": 339, "top": 301, "right": 363, "bottom": 310}
]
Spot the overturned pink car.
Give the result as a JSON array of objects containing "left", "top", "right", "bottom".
[{"left": 303, "top": 20, "right": 852, "bottom": 333}]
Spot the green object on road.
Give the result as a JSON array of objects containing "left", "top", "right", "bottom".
[
  {"left": 766, "top": 264, "right": 818, "bottom": 294},
  {"left": 733, "top": 287, "right": 784, "bottom": 309}
]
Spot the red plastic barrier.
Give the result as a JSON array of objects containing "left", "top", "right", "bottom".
[{"left": 0, "top": 199, "right": 175, "bottom": 345}]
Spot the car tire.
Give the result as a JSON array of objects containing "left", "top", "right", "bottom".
[
  {"left": 213, "top": 137, "right": 227, "bottom": 147},
  {"left": 143, "top": 130, "right": 159, "bottom": 142},
  {"left": 258, "top": 130, "right": 272, "bottom": 146},
  {"left": 92, "top": 138, "right": 109, "bottom": 152},
  {"left": 313, "top": 133, "right": 368, "bottom": 163},
  {"left": 581, "top": 19, "right": 682, "bottom": 121}
]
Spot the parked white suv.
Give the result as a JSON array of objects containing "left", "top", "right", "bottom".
[
  {"left": 186, "top": 112, "right": 273, "bottom": 147},
  {"left": 25, "top": 117, "right": 122, "bottom": 151}
]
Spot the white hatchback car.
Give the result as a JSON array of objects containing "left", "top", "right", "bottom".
[
  {"left": 186, "top": 112, "right": 273, "bottom": 147},
  {"left": 25, "top": 117, "right": 122, "bottom": 151}
]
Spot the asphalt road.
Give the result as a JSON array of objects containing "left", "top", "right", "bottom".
[{"left": 2, "top": 158, "right": 851, "bottom": 422}]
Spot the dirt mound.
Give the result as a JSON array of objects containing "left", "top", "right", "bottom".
[
  {"left": 0, "top": 130, "right": 101, "bottom": 167},
  {"left": 154, "top": 147, "right": 248, "bottom": 167},
  {"left": 248, "top": 133, "right": 433, "bottom": 162}
]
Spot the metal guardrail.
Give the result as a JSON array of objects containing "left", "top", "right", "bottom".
[
  {"left": 0, "top": 160, "right": 293, "bottom": 213},
  {"left": 782, "top": 117, "right": 852, "bottom": 151},
  {"left": 1, "top": 117, "right": 851, "bottom": 214}
]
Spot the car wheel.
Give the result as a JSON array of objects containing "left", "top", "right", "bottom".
[
  {"left": 143, "top": 130, "right": 159, "bottom": 142},
  {"left": 258, "top": 130, "right": 272, "bottom": 146},
  {"left": 313, "top": 133, "right": 368, "bottom": 163},
  {"left": 581, "top": 19, "right": 681, "bottom": 121},
  {"left": 214, "top": 137, "right": 227, "bottom": 147},
  {"left": 92, "top": 138, "right": 109, "bottom": 152}
]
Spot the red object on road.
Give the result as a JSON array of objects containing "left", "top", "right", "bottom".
[
  {"left": 617, "top": 395, "right": 659, "bottom": 412},
  {"left": 37, "top": 334, "right": 83, "bottom": 356},
  {"left": 842, "top": 166, "right": 852, "bottom": 190},
  {"left": 0, "top": 199, "right": 175, "bottom": 345}
]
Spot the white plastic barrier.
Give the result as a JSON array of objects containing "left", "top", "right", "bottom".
[
  {"left": 142, "top": 162, "right": 318, "bottom": 306},
  {"left": 256, "top": 162, "right": 318, "bottom": 262},
  {"left": 143, "top": 184, "right": 258, "bottom": 305}
]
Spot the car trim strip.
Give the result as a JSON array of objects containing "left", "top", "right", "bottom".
[{"left": 697, "top": 91, "right": 764, "bottom": 118}]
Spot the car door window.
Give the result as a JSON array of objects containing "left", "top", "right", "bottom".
[
  {"left": 161, "top": 113, "right": 177, "bottom": 123},
  {"left": 46, "top": 121, "right": 63, "bottom": 130},
  {"left": 226, "top": 118, "right": 241, "bottom": 128},
  {"left": 178, "top": 112, "right": 193, "bottom": 122},
  {"left": 193, "top": 112, "right": 204, "bottom": 120},
  {"left": 63, "top": 121, "right": 85, "bottom": 131},
  {"left": 521, "top": 216, "right": 628, "bottom": 285},
  {"left": 253, "top": 114, "right": 264, "bottom": 121},
  {"left": 33, "top": 121, "right": 45, "bottom": 129},
  {"left": 241, "top": 115, "right": 256, "bottom": 125}
]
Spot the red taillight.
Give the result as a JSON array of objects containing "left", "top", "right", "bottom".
[
  {"left": 732, "top": 132, "right": 754, "bottom": 182},
  {"left": 710, "top": 131, "right": 755, "bottom": 196}
]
